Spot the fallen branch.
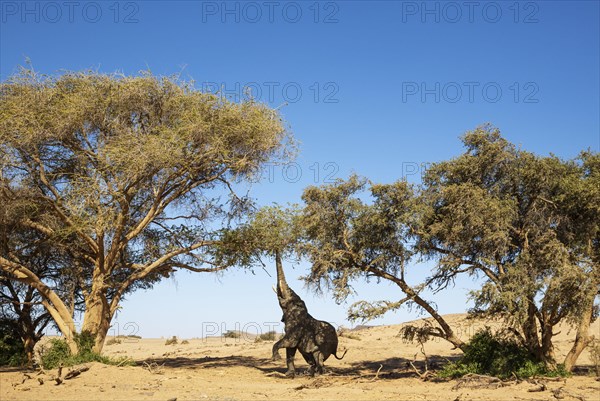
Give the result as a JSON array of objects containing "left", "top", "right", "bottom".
[
  {"left": 54, "top": 365, "right": 63, "bottom": 385},
  {"left": 409, "top": 348, "right": 436, "bottom": 381},
  {"left": 527, "top": 379, "right": 547, "bottom": 392},
  {"left": 527, "top": 384, "right": 546, "bottom": 392},
  {"left": 142, "top": 361, "right": 165, "bottom": 374},
  {"left": 552, "top": 388, "right": 587, "bottom": 401},
  {"left": 116, "top": 357, "right": 134, "bottom": 367},
  {"left": 350, "top": 364, "right": 387, "bottom": 382},
  {"left": 408, "top": 362, "right": 435, "bottom": 380},
  {"left": 452, "top": 373, "right": 508, "bottom": 390},
  {"left": 294, "top": 377, "right": 331, "bottom": 390},
  {"left": 64, "top": 366, "right": 89, "bottom": 380},
  {"left": 370, "top": 364, "right": 383, "bottom": 381},
  {"left": 533, "top": 376, "right": 565, "bottom": 382}
]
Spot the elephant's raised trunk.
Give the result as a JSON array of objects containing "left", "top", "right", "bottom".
[{"left": 275, "top": 250, "right": 291, "bottom": 299}]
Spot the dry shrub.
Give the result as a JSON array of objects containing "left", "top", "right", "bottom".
[
  {"left": 337, "top": 327, "right": 361, "bottom": 341},
  {"left": 255, "top": 331, "right": 278, "bottom": 342},
  {"left": 165, "top": 336, "right": 178, "bottom": 346},
  {"left": 106, "top": 338, "right": 122, "bottom": 346}
]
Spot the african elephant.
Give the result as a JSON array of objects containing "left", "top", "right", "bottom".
[{"left": 271, "top": 252, "right": 346, "bottom": 377}]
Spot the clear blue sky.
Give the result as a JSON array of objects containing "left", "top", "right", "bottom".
[{"left": 2, "top": 1, "right": 599, "bottom": 338}]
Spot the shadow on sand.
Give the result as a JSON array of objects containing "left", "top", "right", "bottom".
[{"left": 138, "top": 354, "right": 446, "bottom": 379}]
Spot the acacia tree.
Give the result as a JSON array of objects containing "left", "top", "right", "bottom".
[
  {"left": 418, "top": 125, "right": 598, "bottom": 369},
  {"left": 299, "top": 175, "right": 466, "bottom": 350},
  {"left": 0, "top": 68, "right": 291, "bottom": 353},
  {"left": 298, "top": 125, "right": 598, "bottom": 370}
]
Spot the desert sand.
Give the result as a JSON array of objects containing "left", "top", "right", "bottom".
[{"left": 1, "top": 314, "right": 598, "bottom": 401}]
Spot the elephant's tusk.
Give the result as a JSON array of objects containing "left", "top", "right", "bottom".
[{"left": 272, "top": 285, "right": 277, "bottom": 294}]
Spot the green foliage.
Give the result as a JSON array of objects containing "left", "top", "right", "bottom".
[
  {"left": 75, "top": 331, "right": 95, "bottom": 353},
  {"left": 40, "top": 331, "right": 133, "bottom": 369},
  {"left": 0, "top": 320, "right": 26, "bottom": 366},
  {"left": 40, "top": 338, "right": 72, "bottom": 369},
  {"left": 439, "top": 328, "right": 570, "bottom": 379},
  {"left": 212, "top": 205, "right": 303, "bottom": 269},
  {"left": 1, "top": 66, "right": 294, "bottom": 353},
  {"left": 297, "top": 124, "right": 599, "bottom": 368},
  {"left": 301, "top": 175, "right": 416, "bottom": 302},
  {"left": 165, "top": 336, "right": 178, "bottom": 345}
]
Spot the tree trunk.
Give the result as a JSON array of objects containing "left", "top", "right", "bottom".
[
  {"left": 22, "top": 336, "right": 35, "bottom": 367},
  {"left": 81, "top": 290, "right": 112, "bottom": 354},
  {"left": 563, "top": 296, "right": 595, "bottom": 371},
  {"left": 522, "top": 302, "right": 541, "bottom": 358},
  {"left": 1, "top": 257, "right": 79, "bottom": 354},
  {"left": 19, "top": 313, "right": 38, "bottom": 367},
  {"left": 539, "top": 322, "right": 557, "bottom": 369}
]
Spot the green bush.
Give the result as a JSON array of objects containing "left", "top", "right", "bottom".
[
  {"left": 0, "top": 319, "right": 26, "bottom": 366},
  {"left": 40, "top": 331, "right": 133, "bottom": 369},
  {"left": 439, "top": 328, "right": 569, "bottom": 379},
  {"left": 41, "top": 338, "right": 73, "bottom": 369}
]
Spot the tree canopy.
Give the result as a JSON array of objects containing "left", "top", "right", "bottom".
[
  {"left": 0, "top": 68, "right": 293, "bottom": 352},
  {"left": 294, "top": 125, "right": 598, "bottom": 369}
]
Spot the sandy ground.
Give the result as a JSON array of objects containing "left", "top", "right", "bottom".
[{"left": 1, "top": 314, "right": 598, "bottom": 401}]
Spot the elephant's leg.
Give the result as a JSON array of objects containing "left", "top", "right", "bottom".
[
  {"left": 272, "top": 339, "right": 283, "bottom": 360},
  {"left": 272, "top": 335, "right": 298, "bottom": 360},
  {"left": 285, "top": 348, "right": 297, "bottom": 377},
  {"left": 301, "top": 351, "right": 317, "bottom": 377},
  {"left": 312, "top": 351, "right": 325, "bottom": 376}
]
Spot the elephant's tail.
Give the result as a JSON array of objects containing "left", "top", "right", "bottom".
[{"left": 333, "top": 349, "right": 348, "bottom": 360}]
